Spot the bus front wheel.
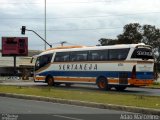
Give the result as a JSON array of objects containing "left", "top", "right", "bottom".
[
  {"left": 97, "top": 77, "right": 110, "bottom": 90},
  {"left": 47, "top": 76, "right": 54, "bottom": 86}
]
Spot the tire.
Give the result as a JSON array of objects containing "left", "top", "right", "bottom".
[
  {"left": 46, "top": 76, "right": 54, "bottom": 86},
  {"left": 115, "top": 86, "right": 127, "bottom": 91},
  {"left": 97, "top": 77, "right": 110, "bottom": 90}
]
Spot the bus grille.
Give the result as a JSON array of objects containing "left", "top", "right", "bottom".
[{"left": 119, "top": 73, "right": 128, "bottom": 84}]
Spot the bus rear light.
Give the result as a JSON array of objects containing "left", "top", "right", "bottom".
[{"left": 131, "top": 65, "right": 136, "bottom": 79}]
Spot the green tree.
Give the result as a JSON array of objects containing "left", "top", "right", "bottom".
[
  {"left": 117, "top": 23, "right": 142, "bottom": 44},
  {"left": 142, "top": 25, "right": 160, "bottom": 50},
  {"left": 98, "top": 38, "right": 118, "bottom": 46}
]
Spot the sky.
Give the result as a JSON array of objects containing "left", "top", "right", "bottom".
[{"left": 0, "top": 0, "right": 160, "bottom": 50}]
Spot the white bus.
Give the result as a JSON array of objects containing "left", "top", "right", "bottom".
[{"left": 33, "top": 43, "right": 154, "bottom": 91}]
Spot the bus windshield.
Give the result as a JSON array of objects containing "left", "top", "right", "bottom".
[
  {"left": 35, "top": 53, "right": 53, "bottom": 71},
  {"left": 131, "top": 48, "right": 153, "bottom": 59}
]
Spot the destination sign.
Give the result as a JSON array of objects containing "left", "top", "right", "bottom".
[{"left": 137, "top": 51, "right": 153, "bottom": 56}]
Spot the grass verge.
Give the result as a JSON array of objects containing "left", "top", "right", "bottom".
[
  {"left": 146, "top": 82, "right": 160, "bottom": 89},
  {"left": 0, "top": 85, "right": 160, "bottom": 109}
]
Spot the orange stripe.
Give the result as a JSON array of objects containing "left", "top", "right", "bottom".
[
  {"left": 35, "top": 76, "right": 45, "bottom": 81},
  {"left": 54, "top": 77, "right": 96, "bottom": 82},
  {"left": 108, "top": 79, "right": 119, "bottom": 83},
  {"left": 128, "top": 79, "right": 153, "bottom": 86},
  {"left": 108, "top": 79, "right": 153, "bottom": 86},
  {"left": 45, "top": 46, "right": 84, "bottom": 52}
]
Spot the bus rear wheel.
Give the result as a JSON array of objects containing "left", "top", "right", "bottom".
[
  {"left": 97, "top": 77, "right": 110, "bottom": 90},
  {"left": 115, "top": 86, "right": 126, "bottom": 91},
  {"left": 47, "top": 76, "right": 54, "bottom": 86}
]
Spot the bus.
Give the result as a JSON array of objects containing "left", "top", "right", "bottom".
[{"left": 33, "top": 43, "right": 154, "bottom": 91}]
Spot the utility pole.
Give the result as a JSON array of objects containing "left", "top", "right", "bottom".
[{"left": 44, "top": 0, "right": 47, "bottom": 50}]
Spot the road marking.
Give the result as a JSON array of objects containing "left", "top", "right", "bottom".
[{"left": 53, "top": 114, "right": 84, "bottom": 120}]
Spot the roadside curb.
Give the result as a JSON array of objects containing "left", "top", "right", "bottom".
[
  {"left": 0, "top": 93, "right": 160, "bottom": 115},
  {"left": 141, "top": 87, "right": 160, "bottom": 89}
]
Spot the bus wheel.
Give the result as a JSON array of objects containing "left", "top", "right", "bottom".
[
  {"left": 115, "top": 86, "right": 126, "bottom": 91},
  {"left": 97, "top": 77, "right": 110, "bottom": 90},
  {"left": 47, "top": 76, "right": 54, "bottom": 86}
]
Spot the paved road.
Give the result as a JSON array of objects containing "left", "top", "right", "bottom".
[
  {"left": 1, "top": 81, "right": 160, "bottom": 96},
  {"left": 0, "top": 96, "right": 129, "bottom": 120}
]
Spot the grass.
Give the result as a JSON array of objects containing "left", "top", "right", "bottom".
[
  {"left": 0, "top": 85, "right": 160, "bottom": 109},
  {"left": 147, "top": 82, "right": 160, "bottom": 88}
]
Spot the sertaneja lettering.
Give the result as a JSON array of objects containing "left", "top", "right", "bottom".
[
  {"left": 75, "top": 64, "right": 78, "bottom": 70},
  {"left": 58, "top": 64, "right": 98, "bottom": 71},
  {"left": 79, "top": 64, "right": 83, "bottom": 70}
]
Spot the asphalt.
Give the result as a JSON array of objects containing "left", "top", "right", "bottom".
[{"left": 0, "top": 96, "right": 129, "bottom": 120}]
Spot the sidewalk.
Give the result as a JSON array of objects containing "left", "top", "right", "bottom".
[{"left": 0, "top": 76, "right": 33, "bottom": 83}]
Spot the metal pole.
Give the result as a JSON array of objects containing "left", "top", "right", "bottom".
[
  {"left": 13, "top": 56, "right": 16, "bottom": 75},
  {"left": 44, "top": 0, "right": 47, "bottom": 50},
  {"left": 26, "top": 29, "right": 52, "bottom": 48}
]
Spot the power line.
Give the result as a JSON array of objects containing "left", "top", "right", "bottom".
[
  {"left": 46, "top": 27, "right": 122, "bottom": 31},
  {"left": 0, "top": 27, "right": 122, "bottom": 32},
  {"left": 0, "top": 11, "right": 160, "bottom": 20},
  {"left": 0, "top": 1, "right": 111, "bottom": 5}
]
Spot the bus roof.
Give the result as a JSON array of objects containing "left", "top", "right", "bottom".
[{"left": 39, "top": 43, "right": 151, "bottom": 56}]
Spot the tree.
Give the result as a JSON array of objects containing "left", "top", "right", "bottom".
[
  {"left": 142, "top": 25, "right": 160, "bottom": 50},
  {"left": 98, "top": 38, "right": 118, "bottom": 46},
  {"left": 117, "top": 23, "right": 142, "bottom": 44}
]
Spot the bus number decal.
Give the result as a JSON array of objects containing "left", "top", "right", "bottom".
[{"left": 118, "top": 63, "right": 123, "bottom": 66}]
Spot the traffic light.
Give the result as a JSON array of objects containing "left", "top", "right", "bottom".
[{"left": 21, "top": 26, "right": 26, "bottom": 35}]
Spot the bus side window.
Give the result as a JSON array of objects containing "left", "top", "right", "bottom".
[
  {"left": 54, "top": 52, "right": 69, "bottom": 62},
  {"left": 70, "top": 51, "right": 88, "bottom": 61},
  {"left": 40, "top": 53, "right": 53, "bottom": 67},
  {"left": 109, "top": 48, "right": 130, "bottom": 60},
  {"left": 89, "top": 50, "right": 108, "bottom": 61}
]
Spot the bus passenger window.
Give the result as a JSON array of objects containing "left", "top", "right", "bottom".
[
  {"left": 54, "top": 52, "right": 69, "bottom": 62},
  {"left": 109, "top": 48, "right": 130, "bottom": 60},
  {"left": 89, "top": 50, "right": 108, "bottom": 61},
  {"left": 70, "top": 51, "right": 88, "bottom": 61}
]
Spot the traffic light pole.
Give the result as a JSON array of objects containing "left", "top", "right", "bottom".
[
  {"left": 26, "top": 29, "right": 52, "bottom": 48},
  {"left": 21, "top": 26, "right": 52, "bottom": 48}
]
